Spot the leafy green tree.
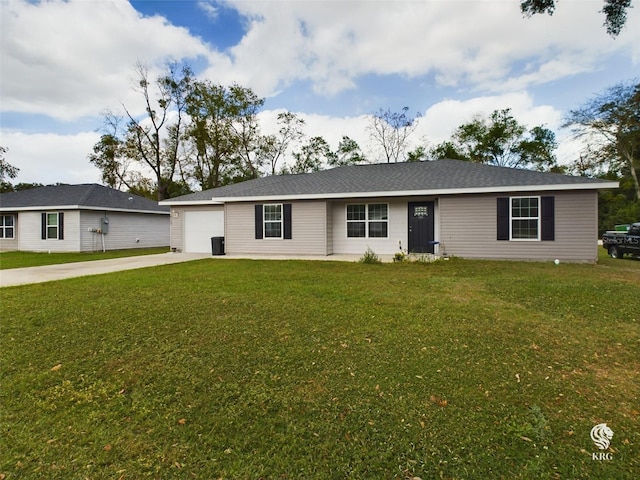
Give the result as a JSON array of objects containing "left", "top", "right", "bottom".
[
  {"left": 328, "top": 136, "right": 367, "bottom": 167},
  {"left": 0, "top": 146, "right": 18, "bottom": 180},
  {"left": 564, "top": 80, "right": 640, "bottom": 200},
  {"left": 230, "top": 84, "right": 267, "bottom": 181},
  {"left": 0, "top": 146, "right": 19, "bottom": 192},
  {"left": 431, "top": 108, "right": 558, "bottom": 171},
  {"left": 185, "top": 81, "right": 264, "bottom": 189},
  {"left": 428, "top": 141, "right": 469, "bottom": 161},
  {"left": 259, "top": 112, "right": 305, "bottom": 175},
  {"left": 368, "top": 107, "right": 421, "bottom": 163},
  {"left": 89, "top": 112, "right": 138, "bottom": 191},
  {"left": 406, "top": 145, "right": 427, "bottom": 162},
  {"left": 521, "top": 0, "right": 632, "bottom": 37},
  {"left": 287, "top": 136, "right": 333, "bottom": 174}
]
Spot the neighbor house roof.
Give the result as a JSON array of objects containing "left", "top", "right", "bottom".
[
  {"left": 161, "top": 159, "right": 618, "bottom": 205},
  {"left": 0, "top": 184, "right": 169, "bottom": 214}
]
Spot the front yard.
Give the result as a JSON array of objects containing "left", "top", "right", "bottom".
[{"left": 1, "top": 256, "right": 638, "bottom": 478}]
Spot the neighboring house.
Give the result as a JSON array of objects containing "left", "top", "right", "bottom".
[
  {"left": 0, "top": 184, "right": 169, "bottom": 252},
  {"left": 160, "top": 159, "right": 618, "bottom": 262}
]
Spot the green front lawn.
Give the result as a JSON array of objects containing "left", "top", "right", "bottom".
[
  {"left": 0, "top": 247, "right": 170, "bottom": 270},
  {"left": 1, "top": 257, "right": 638, "bottom": 479}
]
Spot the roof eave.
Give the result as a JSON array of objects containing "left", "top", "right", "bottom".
[
  {"left": 160, "top": 199, "right": 225, "bottom": 206},
  {"left": 199, "top": 181, "right": 620, "bottom": 203},
  {"left": 0, "top": 205, "right": 169, "bottom": 214}
]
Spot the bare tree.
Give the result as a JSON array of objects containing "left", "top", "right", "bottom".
[
  {"left": 368, "top": 107, "right": 421, "bottom": 163},
  {"left": 259, "top": 112, "right": 305, "bottom": 175}
]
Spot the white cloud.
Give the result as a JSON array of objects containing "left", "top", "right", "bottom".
[
  {"left": 3, "top": 131, "right": 102, "bottom": 185},
  {"left": 211, "top": 0, "right": 640, "bottom": 97},
  {"left": 197, "top": 1, "right": 219, "bottom": 21},
  {"left": 0, "top": 0, "right": 211, "bottom": 121}
]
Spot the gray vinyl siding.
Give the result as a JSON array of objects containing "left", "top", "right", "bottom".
[
  {"left": 79, "top": 211, "right": 169, "bottom": 252},
  {"left": 169, "top": 207, "right": 184, "bottom": 252},
  {"left": 326, "top": 202, "right": 333, "bottom": 255},
  {"left": 225, "top": 201, "right": 328, "bottom": 255},
  {"left": 439, "top": 190, "right": 599, "bottom": 262},
  {"left": 331, "top": 197, "right": 415, "bottom": 255}
]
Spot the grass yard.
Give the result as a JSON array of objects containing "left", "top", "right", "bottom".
[
  {"left": 0, "top": 247, "right": 170, "bottom": 270},
  {"left": 1, "top": 255, "right": 639, "bottom": 479}
]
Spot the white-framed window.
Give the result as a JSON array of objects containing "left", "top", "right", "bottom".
[
  {"left": 46, "top": 212, "right": 59, "bottom": 239},
  {"left": 510, "top": 196, "right": 540, "bottom": 240},
  {"left": 263, "top": 204, "right": 283, "bottom": 238},
  {"left": 346, "top": 203, "right": 388, "bottom": 238},
  {"left": 0, "top": 215, "right": 15, "bottom": 239}
]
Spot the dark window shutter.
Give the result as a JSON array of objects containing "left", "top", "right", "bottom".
[
  {"left": 58, "top": 212, "right": 64, "bottom": 240},
  {"left": 41, "top": 212, "right": 47, "bottom": 239},
  {"left": 541, "top": 196, "right": 554, "bottom": 241},
  {"left": 283, "top": 204, "right": 292, "bottom": 239},
  {"left": 497, "top": 197, "right": 509, "bottom": 241},
  {"left": 254, "top": 204, "right": 263, "bottom": 239}
]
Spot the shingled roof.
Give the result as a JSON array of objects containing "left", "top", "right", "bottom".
[
  {"left": 0, "top": 184, "right": 169, "bottom": 214},
  {"left": 163, "top": 159, "right": 617, "bottom": 204}
]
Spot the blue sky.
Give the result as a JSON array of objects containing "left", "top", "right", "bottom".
[{"left": 1, "top": 0, "right": 639, "bottom": 185}]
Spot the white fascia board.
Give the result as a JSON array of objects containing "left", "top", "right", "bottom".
[
  {"left": 0, "top": 205, "right": 169, "bottom": 215},
  {"left": 209, "top": 182, "right": 620, "bottom": 203},
  {"left": 159, "top": 199, "right": 224, "bottom": 206}
]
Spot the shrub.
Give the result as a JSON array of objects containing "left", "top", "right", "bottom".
[{"left": 359, "top": 247, "right": 381, "bottom": 264}]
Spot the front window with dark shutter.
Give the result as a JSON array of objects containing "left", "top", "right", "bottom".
[
  {"left": 264, "top": 204, "right": 282, "bottom": 238},
  {"left": 255, "top": 204, "right": 292, "bottom": 240},
  {"left": 511, "top": 197, "right": 540, "bottom": 240},
  {"left": 497, "top": 196, "right": 554, "bottom": 241}
]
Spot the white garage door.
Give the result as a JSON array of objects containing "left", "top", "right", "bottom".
[{"left": 184, "top": 210, "right": 225, "bottom": 253}]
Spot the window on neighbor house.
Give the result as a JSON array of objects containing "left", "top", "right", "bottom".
[
  {"left": 46, "top": 212, "right": 59, "bottom": 239},
  {"left": 41, "top": 212, "right": 64, "bottom": 240},
  {"left": 0, "top": 215, "right": 15, "bottom": 239},
  {"left": 346, "top": 203, "right": 388, "bottom": 238}
]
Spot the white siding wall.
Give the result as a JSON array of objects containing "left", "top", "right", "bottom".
[
  {"left": 17, "top": 210, "right": 81, "bottom": 252},
  {"left": 79, "top": 211, "right": 169, "bottom": 251},
  {"left": 225, "top": 201, "right": 328, "bottom": 255},
  {"left": 439, "top": 190, "right": 599, "bottom": 262}
]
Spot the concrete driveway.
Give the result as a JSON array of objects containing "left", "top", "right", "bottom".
[{"left": 0, "top": 253, "right": 210, "bottom": 287}]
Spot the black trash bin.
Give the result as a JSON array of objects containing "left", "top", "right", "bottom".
[{"left": 211, "top": 236, "right": 225, "bottom": 256}]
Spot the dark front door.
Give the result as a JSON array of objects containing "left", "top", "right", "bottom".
[{"left": 408, "top": 201, "right": 435, "bottom": 253}]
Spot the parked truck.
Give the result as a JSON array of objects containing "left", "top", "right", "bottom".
[{"left": 602, "top": 222, "right": 640, "bottom": 259}]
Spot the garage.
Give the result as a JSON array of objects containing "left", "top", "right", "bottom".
[{"left": 183, "top": 209, "right": 224, "bottom": 253}]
